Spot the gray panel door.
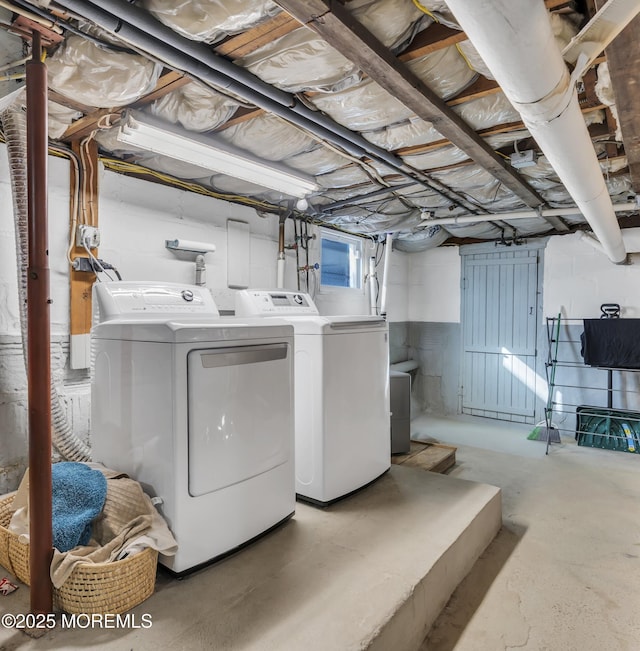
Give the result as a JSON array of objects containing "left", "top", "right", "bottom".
[{"left": 461, "top": 249, "right": 539, "bottom": 423}]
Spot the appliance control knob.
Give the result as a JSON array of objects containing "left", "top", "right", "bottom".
[
  {"left": 182, "top": 290, "right": 194, "bottom": 302},
  {"left": 293, "top": 294, "right": 304, "bottom": 304}
]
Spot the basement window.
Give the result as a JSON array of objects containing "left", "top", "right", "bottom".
[{"left": 320, "top": 229, "right": 363, "bottom": 291}]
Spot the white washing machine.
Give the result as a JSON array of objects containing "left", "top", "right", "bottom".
[
  {"left": 236, "top": 290, "right": 390, "bottom": 505},
  {"left": 91, "top": 282, "right": 295, "bottom": 574}
]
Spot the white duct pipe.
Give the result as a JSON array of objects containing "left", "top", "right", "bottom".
[
  {"left": 423, "top": 202, "right": 638, "bottom": 226},
  {"left": 379, "top": 233, "right": 393, "bottom": 319},
  {"left": 577, "top": 230, "right": 605, "bottom": 254},
  {"left": 579, "top": 228, "right": 640, "bottom": 255},
  {"left": 368, "top": 256, "right": 377, "bottom": 316},
  {"left": 445, "top": 0, "right": 627, "bottom": 264},
  {"left": 276, "top": 256, "right": 285, "bottom": 289}
]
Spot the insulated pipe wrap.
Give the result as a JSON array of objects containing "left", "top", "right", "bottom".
[{"left": 445, "top": 0, "right": 627, "bottom": 264}]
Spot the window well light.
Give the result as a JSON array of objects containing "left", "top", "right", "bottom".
[{"left": 116, "top": 110, "right": 318, "bottom": 199}]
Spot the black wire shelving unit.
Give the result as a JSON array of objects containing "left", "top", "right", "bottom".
[{"left": 543, "top": 315, "right": 640, "bottom": 456}]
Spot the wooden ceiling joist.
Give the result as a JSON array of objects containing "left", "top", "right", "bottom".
[
  {"left": 596, "top": 6, "right": 640, "bottom": 192},
  {"left": 394, "top": 105, "right": 607, "bottom": 158},
  {"left": 62, "top": 70, "right": 189, "bottom": 142},
  {"left": 131, "top": 70, "right": 191, "bottom": 107},
  {"left": 62, "top": 107, "right": 119, "bottom": 142},
  {"left": 397, "top": 23, "right": 466, "bottom": 63},
  {"left": 215, "top": 13, "right": 301, "bottom": 58},
  {"left": 49, "top": 89, "right": 95, "bottom": 114},
  {"left": 274, "top": 0, "right": 545, "bottom": 210},
  {"left": 215, "top": 0, "right": 571, "bottom": 64}
]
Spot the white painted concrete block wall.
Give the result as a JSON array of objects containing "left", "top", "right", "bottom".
[
  {"left": 385, "top": 245, "right": 410, "bottom": 322},
  {"left": 408, "top": 246, "right": 461, "bottom": 323},
  {"left": 96, "top": 167, "right": 281, "bottom": 313},
  {"left": 407, "top": 232, "right": 640, "bottom": 323},
  {"left": 544, "top": 230, "right": 640, "bottom": 318}
]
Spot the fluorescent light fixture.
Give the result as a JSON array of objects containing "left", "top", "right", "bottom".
[{"left": 116, "top": 110, "right": 318, "bottom": 199}]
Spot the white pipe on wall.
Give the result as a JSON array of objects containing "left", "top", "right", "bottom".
[
  {"left": 368, "top": 256, "right": 377, "bottom": 316},
  {"left": 444, "top": 0, "right": 627, "bottom": 264},
  {"left": 423, "top": 201, "right": 638, "bottom": 226},
  {"left": 578, "top": 228, "right": 640, "bottom": 255},
  {"left": 276, "top": 256, "right": 285, "bottom": 289},
  {"left": 379, "top": 233, "right": 392, "bottom": 318}
]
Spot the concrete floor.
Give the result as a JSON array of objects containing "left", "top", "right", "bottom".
[
  {"left": 0, "top": 457, "right": 500, "bottom": 651},
  {"left": 414, "top": 414, "right": 640, "bottom": 651},
  {"left": 2, "top": 413, "right": 638, "bottom": 650}
]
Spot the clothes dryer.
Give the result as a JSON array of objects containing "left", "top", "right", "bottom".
[
  {"left": 235, "top": 290, "right": 390, "bottom": 505},
  {"left": 91, "top": 282, "right": 295, "bottom": 573}
]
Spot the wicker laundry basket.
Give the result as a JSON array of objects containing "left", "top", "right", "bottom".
[{"left": 0, "top": 492, "right": 158, "bottom": 614}]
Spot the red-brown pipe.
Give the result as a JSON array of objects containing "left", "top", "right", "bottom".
[{"left": 26, "top": 30, "right": 53, "bottom": 614}]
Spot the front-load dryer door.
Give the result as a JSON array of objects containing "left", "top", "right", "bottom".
[{"left": 187, "top": 342, "right": 292, "bottom": 496}]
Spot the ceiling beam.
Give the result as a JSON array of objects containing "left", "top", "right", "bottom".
[
  {"left": 274, "top": 0, "right": 545, "bottom": 209},
  {"left": 595, "top": 2, "right": 640, "bottom": 192}
]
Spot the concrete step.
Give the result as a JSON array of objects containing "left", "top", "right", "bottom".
[{"left": 1, "top": 465, "right": 501, "bottom": 650}]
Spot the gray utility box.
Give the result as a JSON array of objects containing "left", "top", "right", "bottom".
[{"left": 390, "top": 370, "right": 411, "bottom": 454}]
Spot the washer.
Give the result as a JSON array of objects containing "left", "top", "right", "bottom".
[
  {"left": 236, "top": 290, "right": 390, "bottom": 506},
  {"left": 91, "top": 282, "right": 295, "bottom": 574}
]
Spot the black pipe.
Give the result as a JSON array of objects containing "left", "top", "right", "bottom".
[
  {"left": 12, "top": 0, "right": 135, "bottom": 53},
  {"left": 52, "top": 0, "right": 477, "bottom": 210},
  {"left": 26, "top": 30, "right": 53, "bottom": 614},
  {"left": 321, "top": 182, "right": 418, "bottom": 213}
]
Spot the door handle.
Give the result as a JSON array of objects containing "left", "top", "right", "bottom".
[{"left": 529, "top": 307, "right": 533, "bottom": 315}]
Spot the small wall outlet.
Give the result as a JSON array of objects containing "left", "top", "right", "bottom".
[{"left": 76, "top": 225, "right": 100, "bottom": 249}]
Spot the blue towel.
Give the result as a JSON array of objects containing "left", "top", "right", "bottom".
[{"left": 52, "top": 462, "right": 107, "bottom": 552}]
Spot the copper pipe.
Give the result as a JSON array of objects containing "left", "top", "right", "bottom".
[{"left": 26, "top": 30, "right": 53, "bottom": 614}]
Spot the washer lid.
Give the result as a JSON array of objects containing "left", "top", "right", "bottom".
[
  {"left": 92, "top": 317, "right": 294, "bottom": 343},
  {"left": 281, "top": 314, "right": 388, "bottom": 335}
]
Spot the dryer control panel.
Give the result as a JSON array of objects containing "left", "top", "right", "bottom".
[
  {"left": 236, "top": 290, "right": 319, "bottom": 316},
  {"left": 94, "top": 281, "right": 220, "bottom": 322}
]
